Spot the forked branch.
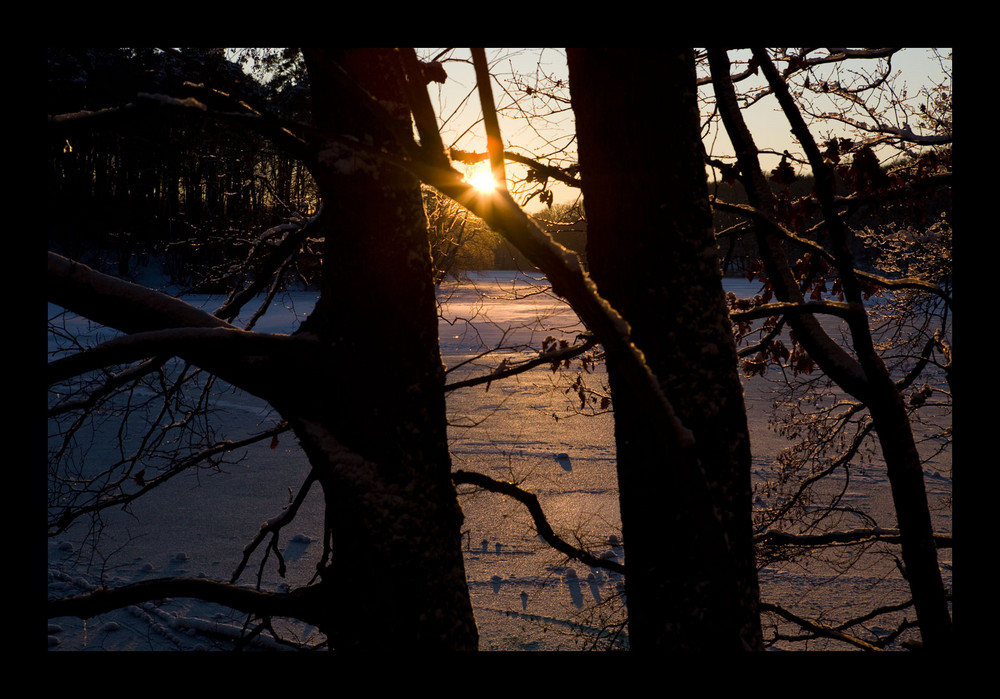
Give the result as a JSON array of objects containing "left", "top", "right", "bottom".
[{"left": 452, "top": 469, "right": 625, "bottom": 575}]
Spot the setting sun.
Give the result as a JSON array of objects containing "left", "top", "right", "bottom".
[{"left": 466, "top": 168, "right": 498, "bottom": 193}]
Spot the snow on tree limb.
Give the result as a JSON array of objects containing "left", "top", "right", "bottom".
[
  {"left": 47, "top": 326, "right": 315, "bottom": 386},
  {"left": 47, "top": 252, "right": 321, "bottom": 391},
  {"left": 48, "top": 252, "right": 230, "bottom": 335},
  {"left": 136, "top": 92, "right": 208, "bottom": 110}
]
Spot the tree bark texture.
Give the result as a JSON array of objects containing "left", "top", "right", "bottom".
[
  {"left": 280, "top": 48, "right": 478, "bottom": 650},
  {"left": 568, "top": 48, "right": 762, "bottom": 651},
  {"left": 47, "top": 49, "right": 479, "bottom": 650}
]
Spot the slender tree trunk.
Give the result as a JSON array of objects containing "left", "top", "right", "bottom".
[
  {"left": 866, "top": 378, "right": 953, "bottom": 648},
  {"left": 568, "top": 48, "right": 762, "bottom": 651},
  {"left": 709, "top": 48, "right": 952, "bottom": 650}
]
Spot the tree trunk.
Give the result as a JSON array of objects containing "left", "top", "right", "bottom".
[
  {"left": 271, "top": 48, "right": 478, "bottom": 650},
  {"left": 867, "top": 379, "right": 953, "bottom": 649},
  {"left": 708, "top": 47, "right": 952, "bottom": 650},
  {"left": 567, "top": 48, "right": 762, "bottom": 651}
]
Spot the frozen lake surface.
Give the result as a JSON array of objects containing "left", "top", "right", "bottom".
[{"left": 47, "top": 271, "right": 952, "bottom": 651}]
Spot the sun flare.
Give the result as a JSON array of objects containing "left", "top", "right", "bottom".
[{"left": 466, "top": 169, "right": 497, "bottom": 193}]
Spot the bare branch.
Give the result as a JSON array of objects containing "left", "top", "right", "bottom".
[
  {"left": 48, "top": 252, "right": 231, "bottom": 336},
  {"left": 213, "top": 208, "right": 326, "bottom": 324},
  {"left": 445, "top": 335, "right": 597, "bottom": 392},
  {"left": 711, "top": 197, "right": 952, "bottom": 307},
  {"left": 813, "top": 109, "right": 952, "bottom": 146},
  {"left": 755, "top": 527, "right": 952, "bottom": 549},
  {"left": 49, "top": 422, "right": 292, "bottom": 535},
  {"left": 471, "top": 48, "right": 507, "bottom": 190},
  {"left": 47, "top": 576, "right": 324, "bottom": 626},
  {"left": 759, "top": 602, "right": 883, "bottom": 651},
  {"left": 730, "top": 300, "right": 862, "bottom": 323},
  {"left": 47, "top": 356, "right": 168, "bottom": 418},
  {"left": 452, "top": 469, "right": 625, "bottom": 575},
  {"left": 232, "top": 468, "right": 319, "bottom": 586},
  {"left": 47, "top": 326, "right": 316, "bottom": 386},
  {"left": 397, "top": 48, "right": 448, "bottom": 160},
  {"left": 505, "top": 151, "right": 581, "bottom": 188},
  {"left": 709, "top": 49, "right": 870, "bottom": 400}
]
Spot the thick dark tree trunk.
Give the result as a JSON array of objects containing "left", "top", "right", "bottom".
[
  {"left": 568, "top": 48, "right": 762, "bottom": 650},
  {"left": 273, "top": 48, "right": 478, "bottom": 650}
]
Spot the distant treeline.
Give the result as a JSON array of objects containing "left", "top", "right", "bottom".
[{"left": 48, "top": 48, "right": 317, "bottom": 289}]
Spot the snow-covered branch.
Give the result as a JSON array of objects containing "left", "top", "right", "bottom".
[
  {"left": 48, "top": 104, "right": 136, "bottom": 128},
  {"left": 49, "top": 88, "right": 317, "bottom": 170},
  {"left": 713, "top": 197, "right": 952, "bottom": 307},
  {"left": 47, "top": 326, "right": 315, "bottom": 386},
  {"left": 48, "top": 252, "right": 230, "bottom": 336}
]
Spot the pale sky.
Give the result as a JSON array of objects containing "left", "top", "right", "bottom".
[{"left": 421, "top": 48, "right": 952, "bottom": 210}]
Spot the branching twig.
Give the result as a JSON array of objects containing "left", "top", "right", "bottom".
[
  {"left": 755, "top": 527, "right": 952, "bottom": 549},
  {"left": 232, "top": 469, "right": 319, "bottom": 585},
  {"left": 452, "top": 469, "right": 625, "bottom": 575},
  {"left": 710, "top": 197, "right": 952, "bottom": 307},
  {"left": 49, "top": 422, "right": 293, "bottom": 534},
  {"left": 445, "top": 335, "right": 597, "bottom": 392},
  {"left": 730, "top": 300, "right": 861, "bottom": 323},
  {"left": 759, "top": 602, "right": 882, "bottom": 651}
]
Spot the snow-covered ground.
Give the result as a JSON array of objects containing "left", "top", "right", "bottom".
[{"left": 46, "top": 271, "right": 952, "bottom": 651}]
